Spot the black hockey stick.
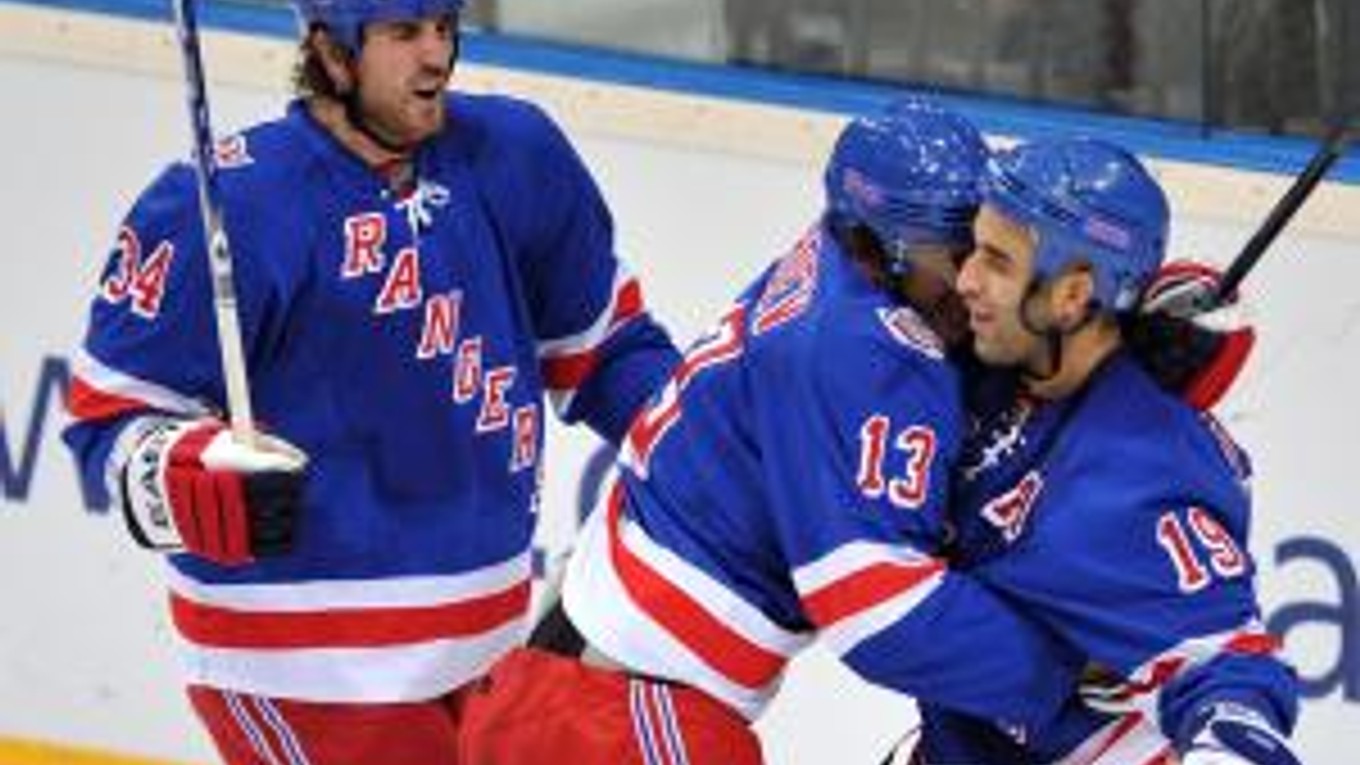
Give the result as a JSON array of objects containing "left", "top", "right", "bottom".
[
  {"left": 1201, "top": 121, "right": 1352, "bottom": 311},
  {"left": 170, "top": 0, "right": 257, "bottom": 445},
  {"left": 874, "top": 724, "right": 921, "bottom": 765}
]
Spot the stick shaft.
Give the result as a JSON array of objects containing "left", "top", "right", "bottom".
[
  {"left": 170, "top": 0, "right": 256, "bottom": 445},
  {"left": 1209, "top": 124, "right": 1349, "bottom": 308}
]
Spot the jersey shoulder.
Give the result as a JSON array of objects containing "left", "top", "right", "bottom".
[
  {"left": 214, "top": 105, "right": 330, "bottom": 209},
  {"left": 442, "top": 93, "right": 605, "bottom": 251},
  {"left": 118, "top": 106, "right": 322, "bottom": 295},
  {"left": 789, "top": 231, "right": 950, "bottom": 373},
  {"left": 747, "top": 229, "right": 962, "bottom": 423},
  {"left": 1084, "top": 353, "right": 1248, "bottom": 484},
  {"left": 443, "top": 92, "right": 572, "bottom": 169},
  {"left": 1046, "top": 353, "right": 1252, "bottom": 536}
]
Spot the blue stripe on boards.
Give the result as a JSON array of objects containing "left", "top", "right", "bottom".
[{"left": 9, "top": 0, "right": 1357, "bottom": 182}]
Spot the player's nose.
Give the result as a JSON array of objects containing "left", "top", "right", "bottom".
[{"left": 955, "top": 250, "right": 983, "bottom": 300}]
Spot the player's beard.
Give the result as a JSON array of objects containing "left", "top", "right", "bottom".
[
  {"left": 968, "top": 306, "right": 1038, "bottom": 368},
  {"left": 929, "top": 292, "right": 971, "bottom": 350},
  {"left": 353, "top": 69, "right": 450, "bottom": 151}
]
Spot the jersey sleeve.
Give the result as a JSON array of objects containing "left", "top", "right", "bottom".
[
  {"left": 919, "top": 650, "right": 1301, "bottom": 764},
  {"left": 758, "top": 314, "right": 1078, "bottom": 730},
  {"left": 475, "top": 98, "right": 678, "bottom": 443},
  {"left": 62, "top": 161, "right": 289, "bottom": 507},
  {"left": 917, "top": 701, "right": 1036, "bottom": 765},
  {"left": 1159, "top": 651, "right": 1299, "bottom": 746},
  {"left": 977, "top": 429, "right": 1298, "bottom": 748}
]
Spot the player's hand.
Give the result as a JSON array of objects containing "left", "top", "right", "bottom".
[
  {"left": 1125, "top": 260, "right": 1255, "bottom": 410},
  {"left": 1078, "top": 662, "right": 1138, "bottom": 715},
  {"left": 1179, "top": 702, "right": 1300, "bottom": 765},
  {"left": 120, "top": 417, "right": 307, "bottom": 565},
  {"left": 1076, "top": 661, "right": 1169, "bottom": 727}
]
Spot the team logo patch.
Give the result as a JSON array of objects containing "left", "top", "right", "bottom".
[
  {"left": 876, "top": 306, "right": 944, "bottom": 359},
  {"left": 843, "top": 168, "right": 885, "bottom": 208},
  {"left": 213, "top": 134, "right": 253, "bottom": 169},
  {"left": 753, "top": 228, "right": 819, "bottom": 335},
  {"left": 1082, "top": 215, "right": 1132, "bottom": 251},
  {"left": 981, "top": 470, "right": 1043, "bottom": 543}
]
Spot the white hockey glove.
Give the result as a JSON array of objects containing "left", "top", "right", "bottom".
[
  {"left": 1179, "top": 702, "right": 1300, "bottom": 765},
  {"left": 120, "top": 418, "right": 307, "bottom": 566},
  {"left": 1125, "top": 260, "right": 1255, "bottom": 410}
]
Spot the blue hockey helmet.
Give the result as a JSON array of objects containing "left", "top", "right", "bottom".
[
  {"left": 824, "top": 95, "right": 988, "bottom": 272},
  {"left": 982, "top": 137, "right": 1169, "bottom": 312},
  {"left": 293, "top": 0, "right": 465, "bottom": 54}
]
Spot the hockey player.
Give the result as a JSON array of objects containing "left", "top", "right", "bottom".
[
  {"left": 457, "top": 97, "right": 1089, "bottom": 765},
  {"left": 905, "top": 138, "right": 1301, "bottom": 764},
  {"left": 62, "top": 1, "right": 677, "bottom": 762}
]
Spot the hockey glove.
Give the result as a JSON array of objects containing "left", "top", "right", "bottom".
[
  {"left": 1179, "top": 702, "right": 1300, "bottom": 765},
  {"left": 1077, "top": 661, "right": 1155, "bottom": 718},
  {"left": 120, "top": 417, "right": 307, "bottom": 566},
  {"left": 1124, "top": 260, "right": 1255, "bottom": 410}
]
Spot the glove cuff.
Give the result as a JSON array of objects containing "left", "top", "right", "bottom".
[
  {"left": 1181, "top": 701, "right": 1299, "bottom": 765},
  {"left": 119, "top": 417, "right": 203, "bottom": 551}
]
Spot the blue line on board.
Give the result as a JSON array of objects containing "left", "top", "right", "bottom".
[{"left": 9, "top": 0, "right": 1357, "bottom": 182}]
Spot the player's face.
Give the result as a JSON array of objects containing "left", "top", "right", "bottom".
[
  {"left": 956, "top": 205, "right": 1046, "bottom": 367},
  {"left": 351, "top": 14, "right": 456, "bottom": 148},
  {"left": 900, "top": 244, "right": 971, "bottom": 348}
]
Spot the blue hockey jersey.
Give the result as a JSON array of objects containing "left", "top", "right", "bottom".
[
  {"left": 63, "top": 94, "right": 677, "bottom": 702},
  {"left": 563, "top": 226, "right": 1076, "bottom": 727},
  {"left": 918, "top": 352, "right": 1299, "bottom": 763}
]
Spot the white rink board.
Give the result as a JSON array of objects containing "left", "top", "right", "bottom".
[{"left": 1, "top": 6, "right": 1356, "bottom": 764}]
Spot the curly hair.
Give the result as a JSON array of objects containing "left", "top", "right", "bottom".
[{"left": 290, "top": 27, "right": 350, "bottom": 100}]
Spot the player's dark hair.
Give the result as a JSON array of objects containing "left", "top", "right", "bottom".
[
  {"left": 291, "top": 27, "right": 350, "bottom": 100},
  {"left": 831, "top": 219, "right": 898, "bottom": 296}
]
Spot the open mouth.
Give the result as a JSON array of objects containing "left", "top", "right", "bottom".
[{"left": 967, "top": 311, "right": 993, "bottom": 333}]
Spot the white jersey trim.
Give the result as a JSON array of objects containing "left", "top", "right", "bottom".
[
  {"left": 164, "top": 551, "right": 531, "bottom": 611},
  {"left": 177, "top": 619, "right": 526, "bottom": 703},
  {"left": 72, "top": 347, "right": 211, "bottom": 417},
  {"left": 792, "top": 539, "right": 938, "bottom": 593},
  {"left": 563, "top": 495, "right": 810, "bottom": 720},
  {"left": 538, "top": 264, "right": 642, "bottom": 415},
  {"left": 1050, "top": 713, "right": 1171, "bottom": 765}
]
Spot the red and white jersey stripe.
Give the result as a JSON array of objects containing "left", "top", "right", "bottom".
[
  {"left": 1087, "top": 621, "right": 1280, "bottom": 714},
  {"left": 68, "top": 347, "right": 212, "bottom": 422},
  {"left": 563, "top": 484, "right": 810, "bottom": 719},
  {"left": 165, "top": 552, "right": 532, "bottom": 702},
  {"left": 792, "top": 540, "right": 946, "bottom": 657},
  {"left": 538, "top": 265, "right": 645, "bottom": 415},
  {"left": 1051, "top": 713, "right": 1173, "bottom": 765}
]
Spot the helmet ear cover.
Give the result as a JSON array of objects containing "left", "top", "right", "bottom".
[{"left": 982, "top": 138, "right": 1170, "bottom": 313}]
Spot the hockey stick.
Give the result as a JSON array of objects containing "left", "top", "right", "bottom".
[
  {"left": 874, "top": 723, "right": 921, "bottom": 765},
  {"left": 1201, "top": 121, "right": 1352, "bottom": 311},
  {"left": 170, "top": 0, "right": 257, "bottom": 445}
]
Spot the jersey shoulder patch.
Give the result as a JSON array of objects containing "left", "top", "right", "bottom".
[
  {"left": 752, "top": 227, "right": 822, "bottom": 335},
  {"left": 214, "top": 133, "right": 254, "bottom": 170},
  {"left": 876, "top": 306, "right": 944, "bottom": 360}
]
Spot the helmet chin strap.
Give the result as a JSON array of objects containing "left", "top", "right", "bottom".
[{"left": 1017, "top": 278, "right": 1095, "bottom": 386}]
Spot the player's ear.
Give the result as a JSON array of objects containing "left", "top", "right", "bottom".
[
  {"left": 1049, "top": 262, "right": 1097, "bottom": 331},
  {"left": 311, "top": 27, "right": 356, "bottom": 95}
]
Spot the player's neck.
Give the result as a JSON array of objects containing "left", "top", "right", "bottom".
[
  {"left": 308, "top": 97, "right": 413, "bottom": 180},
  {"left": 1025, "top": 322, "right": 1121, "bottom": 400}
]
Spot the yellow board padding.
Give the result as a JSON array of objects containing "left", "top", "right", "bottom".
[{"left": 0, "top": 736, "right": 198, "bottom": 765}]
